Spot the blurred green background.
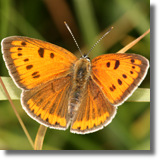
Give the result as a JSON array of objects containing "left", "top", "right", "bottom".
[{"left": 0, "top": 0, "right": 150, "bottom": 150}]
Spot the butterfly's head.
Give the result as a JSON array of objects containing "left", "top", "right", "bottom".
[
  {"left": 75, "top": 56, "right": 92, "bottom": 80},
  {"left": 80, "top": 54, "right": 90, "bottom": 62}
]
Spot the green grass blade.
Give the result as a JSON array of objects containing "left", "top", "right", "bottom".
[
  {"left": 127, "top": 88, "right": 150, "bottom": 102},
  {"left": 0, "top": 77, "right": 21, "bottom": 100},
  {"left": 0, "top": 77, "right": 150, "bottom": 102}
]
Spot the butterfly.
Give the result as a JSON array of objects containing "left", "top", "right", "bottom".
[{"left": 1, "top": 22, "right": 149, "bottom": 134}]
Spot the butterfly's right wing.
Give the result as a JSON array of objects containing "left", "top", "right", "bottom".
[
  {"left": 22, "top": 75, "right": 72, "bottom": 130},
  {"left": 70, "top": 78, "right": 116, "bottom": 134},
  {"left": 91, "top": 53, "right": 149, "bottom": 106}
]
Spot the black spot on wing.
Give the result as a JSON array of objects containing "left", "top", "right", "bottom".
[
  {"left": 110, "top": 84, "right": 116, "bottom": 92},
  {"left": 18, "top": 53, "right": 22, "bottom": 56},
  {"left": 38, "top": 48, "right": 44, "bottom": 58},
  {"left": 50, "top": 53, "right": 54, "bottom": 58},
  {"left": 21, "top": 42, "right": 26, "bottom": 46},
  {"left": 118, "top": 79, "right": 122, "bottom": 85},
  {"left": 131, "top": 59, "right": 135, "bottom": 63},
  {"left": 132, "top": 66, "right": 135, "bottom": 69},
  {"left": 114, "top": 60, "right": 120, "bottom": 69},
  {"left": 122, "top": 74, "right": 127, "bottom": 78},
  {"left": 32, "top": 71, "right": 40, "bottom": 78},
  {"left": 130, "top": 71, "right": 133, "bottom": 74},
  {"left": 24, "top": 58, "right": 29, "bottom": 62},
  {"left": 45, "top": 118, "right": 49, "bottom": 122},
  {"left": 106, "top": 62, "right": 110, "bottom": 68},
  {"left": 17, "top": 47, "right": 22, "bottom": 50},
  {"left": 26, "top": 65, "right": 33, "bottom": 70},
  {"left": 55, "top": 121, "right": 60, "bottom": 125}
]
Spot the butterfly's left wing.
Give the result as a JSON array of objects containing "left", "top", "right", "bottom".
[
  {"left": 70, "top": 78, "right": 116, "bottom": 134},
  {"left": 91, "top": 53, "right": 149, "bottom": 106}
]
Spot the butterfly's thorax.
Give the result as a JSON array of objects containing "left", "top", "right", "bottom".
[{"left": 68, "top": 57, "right": 91, "bottom": 118}]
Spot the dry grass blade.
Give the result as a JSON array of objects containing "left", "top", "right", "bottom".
[
  {"left": 117, "top": 29, "right": 150, "bottom": 53},
  {"left": 34, "top": 125, "right": 48, "bottom": 150},
  {"left": 0, "top": 77, "right": 34, "bottom": 149}
]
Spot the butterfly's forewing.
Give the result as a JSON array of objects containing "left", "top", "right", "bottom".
[
  {"left": 22, "top": 74, "right": 72, "bottom": 129},
  {"left": 70, "top": 78, "right": 116, "bottom": 134},
  {"left": 1, "top": 36, "right": 77, "bottom": 90},
  {"left": 91, "top": 53, "right": 149, "bottom": 105}
]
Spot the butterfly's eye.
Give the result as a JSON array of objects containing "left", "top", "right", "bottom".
[{"left": 86, "top": 57, "right": 90, "bottom": 61}]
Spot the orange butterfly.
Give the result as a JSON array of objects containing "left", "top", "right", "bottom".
[{"left": 1, "top": 22, "right": 149, "bottom": 134}]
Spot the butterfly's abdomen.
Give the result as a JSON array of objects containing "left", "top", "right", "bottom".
[{"left": 68, "top": 58, "right": 91, "bottom": 118}]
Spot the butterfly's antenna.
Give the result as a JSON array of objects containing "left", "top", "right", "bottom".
[
  {"left": 64, "top": 22, "right": 83, "bottom": 57},
  {"left": 86, "top": 27, "right": 113, "bottom": 57}
]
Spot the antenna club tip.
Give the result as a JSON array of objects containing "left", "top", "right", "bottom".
[
  {"left": 111, "top": 27, "right": 114, "bottom": 29},
  {"left": 64, "top": 21, "right": 67, "bottom": 24}
]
